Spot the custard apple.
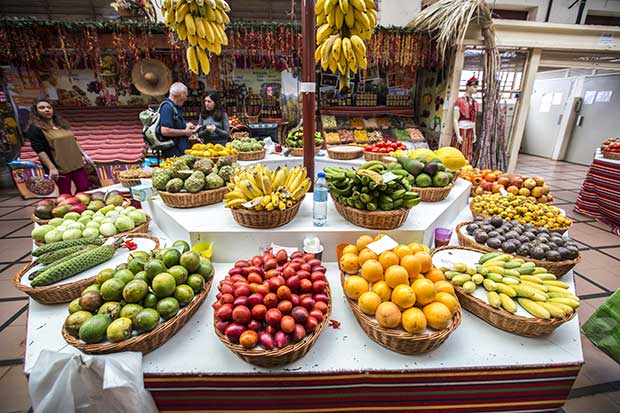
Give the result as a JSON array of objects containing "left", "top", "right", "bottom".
[
  {"left": 215, "top": 156, "right": 234, "bottom": 169},
  {"left": 165, "top": 178, "right": 184, "bottom": 193},
  {"left": 180, "top": 154, "right": 196, "bottom": 168},
  {"left": 152, "top": 168, "right": 172, "bottom": 191},
  {"left": 205, "top": 172, "right": 224, "bottom": 189},
  {"left": 217, "top": 165, "right": 234, "bottom": 183},
  {"left": 184, "top": 175, "right": 205, "bottom": 193},
  {"left": 193, "top": 158, "right": 214, "bottom": 174}
]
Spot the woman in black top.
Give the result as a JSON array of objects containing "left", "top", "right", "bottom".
[
  {"left": 197, "top": 92, "right": 230, "bottom": 146},
  {"left": 25, "top": 99, "right": 93, "bottom": 194}
]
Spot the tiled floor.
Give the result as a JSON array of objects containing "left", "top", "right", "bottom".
[{"left": 0, "top": 154, "right": 618, "bottom": 412}]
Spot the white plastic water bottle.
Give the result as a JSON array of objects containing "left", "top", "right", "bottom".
[{"left": 313, "top": 172, "right": 328, "bottom": 226}]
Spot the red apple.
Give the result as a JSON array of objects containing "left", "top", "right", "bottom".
[{"left": 533, "top": 176, "right": 545, "bottom": 186}]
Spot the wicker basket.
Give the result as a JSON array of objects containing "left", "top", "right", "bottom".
[
  {"left": 602, "top": 150, "right": 620, "bottom": 160},
  {"left": 332, "top": 197, "right": 411, "bottom": 230},
  {"left": 337, "top": 244, "right": 460, "bottom": 354},
  {"left": 237, "top": 149, "right": 266, "bottom": 161},
  {"left": 430, "top": 245, "right": 576, "bottom": 337},
  {"left": 62, "top": 274, "right": 212, "bottom": 354},
  {"left": 214, "top": 284, "right": 332, "bottom": 367},
  {"left": 230, "top": 197, "right": 304, "bottom": 229},
  {"left": 468, "top": 204, "right": 572, "bottom": 234},
  {"left": 31, "top": 213, "right": 50, "bottom": 225},
  {"left": 327, "top": 146, "right": 364, "bottom": 160},
  {"left": 363, "top": 151, "right": 386, "bottom": 162},
  {"left": 158, "top": 186, "right": 228, "bottom": 208},
  {"left": 119, "top": 177, "right": 143, "bottom": 188},
  {"left": 411, "top": 181, "right": 455, "bottom": 202},
  {"left": 455, "top": 222, "right": 581, "bottom": 278},
  {"left": 14, "top": 234, "right": 160, "bottom": 304},
  {"left": 288, "top": 147, "right": 321, "bottom": 157}
]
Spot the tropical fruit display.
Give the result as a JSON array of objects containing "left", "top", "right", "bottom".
[
  {"left": 315, "top": 0, "right": 377, "bottom": 88},
  {"left": 388, "top": 147, "right": 468, "bottom": 173},
  {"left": 601, "top": 137, "right": 620, "bottom": 153},
  {"left": 161, "top": 0, "right": 230, "bottom": 75},
  {"left": 340, "top": 235, "right": 460, "bottom": 335},
  {"left": 33, "top": 191, "right": 125, "bottom": 221},
  {"left": 286, "top": 128, "right": 324, "bottom": 148},
  {"left": 63, "top": 240, "right": 213, "bottom": 345},
  {"left": 324, "top": 161, "right": 421, "bottom": 211},
  {"left": 31, "top": 205, "right": 149, "bottom": 245},
  {"left": 230, "top": 137, "right": 265, "bottom": 152},
  {"left": 152, "top": 154, "right": 236, "bottom": 193},
  {"left": 470, "top": 193, "right": 572, "bottom": 230},
  {"left": 396, "top": 155, "right": 454, "bottom": 189},
  {"left": 224, "top": 164, "right": 310, "bottom": 211},
  {"left": 213, "top": 249, "right": 330, "bottom": 352},
  {"left": 463, "top": 216, "right": 580, "bottom": 261},
  {"left": 440, "top": 252, "right": 579, "bottom": 320},
  {"left": 185, "top": 142, "right": 238, "bottom": 158},
  {"left": 460, "top": 167, "right": 554, "bottom": 203}
]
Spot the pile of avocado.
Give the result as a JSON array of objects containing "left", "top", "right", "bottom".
[
  {"left": 396, "top": 156, "right": 454, "bottom": 188},
  {"left": 64, "top": 240, "right": 213, "bottom": 345}
]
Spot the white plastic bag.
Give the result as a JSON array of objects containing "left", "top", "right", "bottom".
[{"left": 29, "top": 350, "right": 158, "bottom": 413}]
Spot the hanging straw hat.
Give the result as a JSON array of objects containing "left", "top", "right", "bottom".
[{"left": 131, "top": 59, "right": 172, "bottom": 96}]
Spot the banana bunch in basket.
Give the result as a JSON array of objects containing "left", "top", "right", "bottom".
[
  {"left": 315, "top": 0, "right": 377, "bottom": 89},
  {"left": 224, "top": 165, "right": 311, "bottom": 211},
  {"left": 161, "top": 0, "right": 230, "bottom": 75}
]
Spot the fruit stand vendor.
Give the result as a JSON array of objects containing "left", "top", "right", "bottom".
[{"left": 451, "top": 76, "right": 480, "bottom": 162}]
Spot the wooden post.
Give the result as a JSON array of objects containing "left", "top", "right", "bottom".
[
  {"left": 507, "top": 48, "right": 542, "bottom": 173},
  {"left": 440, "top": 45, "right": 465, "bottom": 147},
  {"left": 302, "top": 0, "right": 316, "bottom": 188}
]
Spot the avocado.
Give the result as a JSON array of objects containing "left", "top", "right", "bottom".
[
  {"left": 432, "top": 171, "right": 451, "bottom": 187},
  {"left": 78, "top": 313, "right": 112, "bottom": 344},
  {"left": 404, "top": 159, "right": 424, "bottom": 176},
  {"left": 415, "top": 173, "right": 432, "bottom": 188},
  {"left": 423, "top": 162, "right": 439, "bottom": 176}
]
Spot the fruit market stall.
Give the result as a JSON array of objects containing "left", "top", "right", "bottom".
[{"left": 574, "top": 147, "right": 620, "bottom": 235}]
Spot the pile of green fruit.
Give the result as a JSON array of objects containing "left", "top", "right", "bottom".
[
  {"left": 64, "top": 240, "right": 213, "bottom": 345},
  {"left": 396, "top": 156, "right": 454, "bottom": 188},
  {"left": 29, "top": 238, "right": 124, "bottom": 287},
  {"left": 286, "top": 128, "right": 324, "bottom": 148},
  {"left": 323, "top": 161, "right": 421, "bottom": 211},
  {"left": 31, "top": 205, "right": 149, "bottom": 244},
  {"left": 152, "top": 154, "right": 237, "bottom": 194},
  {"left": 231, "top": 137, "right": 265, "bottom": 152},
  {"left": 443, "top": 252, "right": 580, "bottom": 320}
]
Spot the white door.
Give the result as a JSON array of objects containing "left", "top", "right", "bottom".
[{"left": 522, "top": 78, "right": 575, "bottom": 158}]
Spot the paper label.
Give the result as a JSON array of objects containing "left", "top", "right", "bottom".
[
  {"left": 596, "top": 90, "right": 613, "bottom": 103},
  {"left": 271, "top": 243, "right": 299, "bottom": 257},
  {"left": 381, "top": 171, "right": 399, "bottom": 183},
  {"left": 599, "top": 32, "right": 613, "bottom": 46},
  {"left": 242, "top": 198, "right": 262, "bottom": 208},
  {"left": 366, "top": 235, "right": 398, "bottom": 255}
]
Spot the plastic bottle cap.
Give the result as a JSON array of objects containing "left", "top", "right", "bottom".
[{"left": 318, "top": 172, "right": 325, "bottom": 178}]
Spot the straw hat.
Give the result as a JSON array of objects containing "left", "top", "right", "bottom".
[{"left": 131, "top": 59, "right": 172, "bottom": 96}]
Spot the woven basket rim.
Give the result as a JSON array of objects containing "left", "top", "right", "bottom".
[
  {"left": 602, "top": 150, "right": 620, "bottom": 160},
  {"left": 157, "top": 186, "right": 228, "bottom": 199},
  {"left": 213, "top": 283, "right": 332, "bottom": 366},
  {"left": 332, "top": 197, "right": 411, "bottom": 217},
  {"left": 236, "top": 149, "right": 266, "bottom": 161},
  {"left": 15, "top": 233, "right": 160, "bottom": 304},
  {"left": 229, "top": 196, "right": 304, "bottom": 229},
  {"left": 430, "top": 245, "right": 577, "bottom": 335},
  {"left": 327, "top": 146, "right": 364, "bottom": 160},
  {"left": 288, "top": 146, "right": 321, "bottom": 156},
  {"left": 62, "top": 272, "right": 213, "bottom": 354}
]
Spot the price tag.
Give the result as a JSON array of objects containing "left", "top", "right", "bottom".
[
  {"left": 381, "top": 171, "right": 399, "bottom": 183},
  {"left": 271, "top": 243, "right": 299, "bottom": 257},
  {"left": 366, "top": 235, "right": 398, "bottom": 255},
  {"left": 242, "top": 198, "right": 262, "bottom": 208}
]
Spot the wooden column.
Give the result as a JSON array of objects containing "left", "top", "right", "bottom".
[
  {"left": 507, "top": 48, "right": 541, "bottom": 173},
  {"left": 302, "top": 0, "right": 316, "bottom": 187}
]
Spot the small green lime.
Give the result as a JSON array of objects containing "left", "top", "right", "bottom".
[
  {"left": 156, "top": 297, "right": 180, "bottom": 320},
  {"left": 127, "top": 257, "right": 146, "bottom": 274},
  {"left": 144, "top": 259, "right": 167, "bottom": 281},
  {"left": 133, "top": 271, "right": 148, "bottom": 283},
  {"left": 187, "top": 274, "right": 205, "bottom": 292},
  {"left": 174, "top": 284, "right": 195, "bottom": 307},
  {"left": 134, "top": 308, "right": 160, "bottom": 332},
  {"left": 180, "top": 251, "right": 201, "bottom": 273},
  {"left": 162, "top": 249, "right": 182, "bottom": 268}
]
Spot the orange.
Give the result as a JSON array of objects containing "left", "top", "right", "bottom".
[
  {"left": 393, "top": 244, "right": 413, "bottom": 260},
  {"left": 415, "top": 252, "right": 433, "bottom": 273},
  {"left": 435, "top": 292, "right": 459, "bottom": 315},
  {"left": 361, "top": 259, "right": 384, "bottom": 283},
  {"left": 356, "top": 235, "right": 375, "bottom": 252},
  {"left": 342, "top": 244, "right": 358, "bottom": 256},
  {"left": 371, "top": 281, "right": 392, "bottom": 302},
  {"left": 343, "top": 276, "right": 369, "bottom": 300},
  {"left": 391, "top": 284, "right": 416, "bottom": 309},
  {"left": 378, "top": 251, "right": 400, "bottom": 271},
  {"left": 402, "top": 307, "right": 427, "bottom": 333},
  {"left": 412, "top": 278, "right": 436, "bottom": 307},
  {"left": 358, "top": 291, "right": 382, "bottom": 315},
  {"left": 400, "top": 254, "right": 422, "bottom": 279},
  {"left": 339, "top": 253, "right": 359, "bottom": 274},
  {"left": 434, "top": 280, "right": 455, "bottom": 296},
  {"left": 384, "top": 265, "right": 409, "bottom": 289},
  {"left": 358, "top": 248, "right": 378, "bottom": 265},
  {"left": 407, "top": 242, "right": 425, "bottom": 254},
  {"left": 375, "top": 302, "right": 402, "bottom": 328},
  {"left": 425, "top": 267, "right": 446, "bottom": 283},
  {"left": 423, "top": 302, "right": 452, "bottom": 330}
]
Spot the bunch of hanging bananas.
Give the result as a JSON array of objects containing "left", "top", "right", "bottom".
[
  {"left": 224, "top": 165, "right": 311, "bottom": 211},
  {"left": 161, "top": 0, "right": 230, "bottom": 75},
  {"left": 314, "top": 0, "right": 377, "bottom": 89}
]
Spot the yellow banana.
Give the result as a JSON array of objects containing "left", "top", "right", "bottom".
[
  {"left": 186, "top": 46, "right": 199, "bottom": 74},
  {"left": 317, "top": 11, "right": 326, "bottom": 25},
  {"left": 176, "top": 3, "right": 189, "bottom": 23},
  {"left": 347, "top": 51, "right": 357, "bottom": 72},
  {"left": 204, "top": 20, "right": 216, "bottom": 43},
  {"left": 226, "top": 198, "right": 246, "bottom": 208},
  {"left": 206, "top": 5, "right": 216, "bottom": 21},
  {"left": 324, "top": 0, "right": 336, "bottom": 15},
  {"left": 213, "top": 7, "right": 223, "bottom": 24},
  {"left": 314, "top": 43, "right": 324, "bottom": 63},
  {"left": 339, "top": 0, "right": 349, "bottom": 13},
  {"left": 326, "top": 8, "right": 335, "bottom": 26},
  {"left": 359, "top": 55, "right": 368, "bottom": 70},
  {"left": 344, "top": 9, "right": 355, "bottom": 28},
  {"left": 197, "top": 35, "right": 209, "bottom": 49},
  {"left": 363, "top": 0, "right": 375, "bottom": 10},
  {"left": 187, "top": 32, "right": 198, "bottom": 47},
  {"left": 350, "top": 34, "right": 367, "bottom": 57},
  {"left": 195, "top": 17, "right": 207, "bottom": 38},
  {"left": 321, "top": 35, "right": 337, "bottom": 65},
  {"left": 328, "top": 52, "right": 338, "bottom": 73},
  {"left": 335, "top": 7, "right": 344, "bottom": 30},
  {"left": 337, "top": 50, "right": 347, "bottom": 74},
  {"left": 353, "top": 9, "right": 370, "bottom": 30},
  {"left": 196, "top": 46, "right": 210, "bottom": 74},
  {"left": 367, "top": 8, "right": 377, "bottom": 26},
  {"left": 164, "top": 10, "right": 175, "bottom": 26},
  {"left": 315, "top": 0, "right": 325, "bottom": 14},
  {"left": 207, "top": 0, "right": 217, "bottom": 9},
  {"left": 316, "top": 24, "right": 332, "bottom": 45},
  {"left": 177, "top": 22, "right": 187, "bottom": 40},
  {"left": 350, "top": 0, "right": 366, "bottom": 12},
  {"left": 342, "top": 37, "right": 353, "bottom": 60}
]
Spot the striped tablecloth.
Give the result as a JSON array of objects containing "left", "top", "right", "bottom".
[{"left": 575, "top": 150, "right": 620, "bottom": 236}]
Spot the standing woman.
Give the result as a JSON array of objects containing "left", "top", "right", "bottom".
[
  {"left": 197, "top": 92, "right": 230, "bottom": 145},
  {"left": 25, "top": 99, "right": 93, "bottom": 194}
]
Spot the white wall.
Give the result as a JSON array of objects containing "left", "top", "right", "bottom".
[
  {"left": 378, "top": 0, "right": 422, "bottom": 27},
  {"left": 489, "top": 0, "right": 620, "bottom": 24}
]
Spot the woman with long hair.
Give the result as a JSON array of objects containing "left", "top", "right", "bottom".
[
  {"left": 25, "top": 99, "right": 93, "bottom": 194},
  {"left": 197, "top": 92, "right": 230, "bottom": 145}
]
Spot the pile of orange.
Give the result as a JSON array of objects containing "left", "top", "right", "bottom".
[{"left": 341, "top": 234, "right": 458, "bottom": 333}]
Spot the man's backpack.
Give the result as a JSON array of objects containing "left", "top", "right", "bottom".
[{"left": 139, "top": 101, "right": 177, "bottom": 150}]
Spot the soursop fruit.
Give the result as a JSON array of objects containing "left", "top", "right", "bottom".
[
  {"left": 217, "top": 165, "right": 234, "bottom": 183},
  {"left": 165, "top": 178, "right": 184, "bottom": 193},
  {"left": 190, "top": 170, "right": 205, "bottom": 181},
  {"left": 205, "top": 172, "right": 224, "bottom": 189},
  {"left": 152, "top": 168, "right": 172, "bottom": 191},
  {"left": 184, "top": 175, "right": 205, "bottom": 193},
  {"left": 193, "top": 158, "right": 214, "bottom": 174}
]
